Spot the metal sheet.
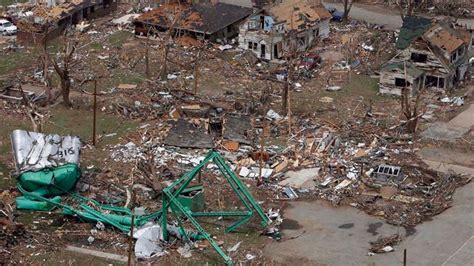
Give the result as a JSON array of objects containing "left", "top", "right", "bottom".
[{"left": 10, "top": 129, "right": 81, "bottom": 173}]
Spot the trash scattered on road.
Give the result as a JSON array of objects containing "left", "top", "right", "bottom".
[{"left": 369, "top": 234, "right": 401, "bottom": 253}]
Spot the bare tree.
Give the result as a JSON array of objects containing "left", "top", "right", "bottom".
[
  {"left": 396, "top": 0, "right": 425, "bottom": 19},
  {"left": 400, "top": 86, "right": 423, "bottom": 133},
  {"left": 51, "top": 30, "right": 78, "bottom": 107},
  {"left": 150, "top": 4, "right": 200, "bottom": 81},
  {"left": 137, "top": 4, "right": 205, "bottom": 81},
  {"left": 18, "top": 82, "right": 49, "bottom": 132},
  {"left": 282, "top": 55, "right": 295, "bottom": 117},
  {"left": 37, "top": 34, "right": 54, "bottom": 104},
  {"left": 343, "top": 0, "right": 354, "bottom": 23},
  {"left": 400, "top": 61, "right": 424, "bottom": 133},
  {"left": 145, "top": 34, "right": 150, "bottom": 78},
  {"left": 192, "top": 46, "right": 206, "bottom": 94}
]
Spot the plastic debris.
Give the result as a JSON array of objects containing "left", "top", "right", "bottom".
[
  {"left": 177, "top": 243, "right": 192, "bottom": 258},
  {"left": 283, "top": 187, "right": 299, "bottom": 199},
  {"left": 266, "top": 109, "right": 283, "bottom": 121},
  {"left": 326, "top": 86, "right": 341, "bottom": 91},
  {"left": 246, "top": 253, "right": 256, "bottom": 260},
  {"left": 218, "top": 44, "right": 233, "bottom": 51},
  {"left": 227, "top": 241, "right": 241, "bottom": 252}
]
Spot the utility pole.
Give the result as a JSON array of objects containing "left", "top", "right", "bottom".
[
  {"left": 287, "top": 78, "right": 292, "bottom": 137},
  {"left": 403, "top": 248, "right": 407, "bottom": 266},
  {"left": 193, "top": 50, "right": 201, "bottom": 94},
  {"left": 258, "top": 126, "right": 265, "bottom": 186},
  {"left": 92, "top": 79, "right": 97, "bottom": 146},
  {"left": 127, "top": 189, "right": 136, "bottom": 266},
  {"left": 145, "top": 38, "right": 149, "bottom": 78}
]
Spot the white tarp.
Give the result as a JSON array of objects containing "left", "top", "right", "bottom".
[{"left": 10, "top": 129, "right": 81, "bottom": 173}]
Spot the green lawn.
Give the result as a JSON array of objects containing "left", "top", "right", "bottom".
[
  {"left": 0, "top": 49, "right": 37, "bottom": 74},
  {"left": 43, "top": 105, "right": 137, "bottom": 145},
  {"left": 108, "top": 31, "right": 134, "bottom": 48},
  {"left": 292, "top": 74, "right": 382, "bottom": 114},
  {"left": 0, "top": 38, "right": 63, "bottom": 75}
]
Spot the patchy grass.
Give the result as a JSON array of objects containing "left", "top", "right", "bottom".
[
  {"left": 292, "top": 74, "right": 382, "bottom": 114},
  {"left": 43, "top": 105, "right": 137, "bottom": 145},
  {"left": 111, "top": 72, "right": 144, "bottom": 86},
  {"left": 88, "top": 41, "right": 104, "bottom": 51},
  {"left": 341, "top": 74, "right": 380, "bottom": 97},
  {"left": 0, "top": 115, "right": 29, "bottom": 154},
  {"left": 0, "top": 49, "right": 37, "bottom": 74},
  {"left": 28, "top": 249, "right": 126, "bottom": 265},
  {"left": 0, "top": 114, "right": 29, "bottom": 189},
  {"left": 108, "top": 31, "right": 134, "bottom": 48},
  {"left": 0, "top": 162, "right": 14, "bottom": 189},
  {"left": 0, "top": 37, "right": 63, "bottom": 75}
]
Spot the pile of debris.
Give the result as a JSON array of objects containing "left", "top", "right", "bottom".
[{"left": 103, "top": 98, "right": 472, "bottom": 230}]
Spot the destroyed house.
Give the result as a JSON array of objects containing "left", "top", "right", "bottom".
[
  {"left": 238, "top": 0, "right": 331, "bottom": 61},
  {"left": 379, "top": 62, "right": 424, "bottom": 96},
  {"left": 380, "top": 17, "right": 473, "bottom": 95},
  {"left": 17, "top": 0, "right": 118, "bottom": 44},
  {"left": 133, "top": 3, "right": 254, "bottom": 43}
]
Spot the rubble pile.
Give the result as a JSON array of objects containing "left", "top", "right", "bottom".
[{"left": 102, "top": 100, "right": 471, "bottom": 230}]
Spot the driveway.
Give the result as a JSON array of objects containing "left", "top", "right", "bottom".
[
  {"left": 324, "top": 2, "right": 474, "bottom": 30},
  {"left": 421, "top": 102, "right": 474, "bottom": 142}
]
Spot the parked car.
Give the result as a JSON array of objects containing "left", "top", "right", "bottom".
[
  {"left": 299, "top": 53, "right": 322, "bottom": 70},
  {"left": 331, "top": 10, "right": 344, "bottom": 22},
  {"left": 0, "top": 19, "right": 17, "bottom": 35}
]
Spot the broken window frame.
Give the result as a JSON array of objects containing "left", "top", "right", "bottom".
[
  {"left": 426, "top": 75, "right": 444, "bottom": 88},
  {"left": 395, "top": 78, "right": 410, "bottom": 87},
  {"left": 450, "top": 52, "right": 458, "bottom": 63},
  {"left": 313, "top": 28, "right": 319, "bottom": 37},
  {"left": 374, "top": 165, "right": 401, "bottom": 177},
  {"left": 410, "top": 52, "right": 428, "bottom": 63}
]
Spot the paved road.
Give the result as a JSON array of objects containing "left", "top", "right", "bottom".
[
  {"left": 324, "top": 2, "right": 474, "bottom": 30},
  {"left": 264, "top": 181, "right": 473, "bottom": 265}
]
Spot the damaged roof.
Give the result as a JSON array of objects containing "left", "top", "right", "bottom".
[
  {"left": 396, "top": 16, "right": 432, "bottom": 50},
  {"left": 382, "top": 62, "right": 424, "bottom": 78},
  {"left": 31, "top": 0, "right": 94, "bottom": 22},
  {"left": 423, "top": 24, "right": 465, "bottom": 54},
  {"left": 396, "top": 16, "right": 470, "bottom": 55},
  {"left": 267, "top": 0, "right": 331, "bottom": 30},
  {"left": 135, "top": 3, "right": 253, "bottom": 35}
]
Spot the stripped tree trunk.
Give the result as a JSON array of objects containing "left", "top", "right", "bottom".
[
  {"left": 343, "top": 0, "right": 354, "bottom": 23},
  {"left": 52, "top": 30, "right": 76, "bottom": 107}
]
